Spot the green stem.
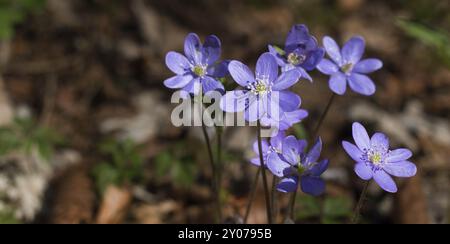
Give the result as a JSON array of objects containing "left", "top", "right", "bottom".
[
  {"left": 352, "top": 181, "right": 370, "bottom": 224},
  {"left": 244, "top": 167, "right": 261, "bottom": 224},
  {"left": 257, "top": 121, "right": 273, "bottom": 224}
]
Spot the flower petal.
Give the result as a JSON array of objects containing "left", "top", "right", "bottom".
[
  {"left": 220, "top": 90, "right": 249, "bottom": 112},
  {"left": 268, "top": 45, "right": 287, "bottom": 66},
  {"left": 208, "top": 60, "right": 229, "bottom": 78},
  {"left": 245, "top": 97, "right": 265, "bottom": 122},
  {"left": 277, "top": 91, "right": 301, "bottom": 112},
  {"left": 317, "top": 59, "right": 339, "bottom": 75},
  {"left": 267, "top": 153, "right": 292, "bottom": 177},
  {"left": 300, "top": 176, "right": 325, "bottom": 196},
  {"left": 277, "top": 176, "right": 299, "bottom": 193},
  {"left": 383, "top": 161, "right": 417, "bottom": 178},
  {"left": 296, "top": 67, "right": 313, "bottom": 82},
  {"left": 250, "top": 157, "right": 261, "bottom": 167},
  {"left": 342, "top": 141, "right": 364, "bottom": 163},
  {"left": 323, "top": 36, "right": 342, "bottom": 65},
  {"left": 282, "top": 135, "right": 301, "bottom": 165},
  {"left": 272, "top": 69, "right": 301, "bottom": 91},
  {"left": 342, "top": 36, "right": 365, "bottom": 65},
  {"left": 279, "top": 109, "right": 308, "bottom": 131},
  {"left": 163, "top": 75, "right": 193, "bottom": 89},
  {"left": 256, "top": 53, "right": 278, "bottom": 83},
  {"left": 182, "top": 78, "right": 201, "bottom": 95},
  {"left": 348, "top": 73, "right": 376, "bottom": 96},
  {"left": 165, "top": 52, "right": 190, "bottom": 75},
  {"left": 270, "top": 131, "right": 285, "bottom": 151},
  {"left": 352, "top": 122, "right": 371, "bottom": 151},
  {"left": 373, "top": 170, "right": 397, "bottom": 193},
  {"left": 202, "top": 35, "right": 221, "bottom": 64},
  {"left": 355, "top": 163, "right": 373, "bottom": 180},
  {"left": 353, "top": 59, "right": 383, "bottom": 74},
  {"left": 371, "top": 132, "right": 389, "bottom": 151},
  {"left": 310, "top": 159, "right": 329, "bottom": 177},
  {"left": 285, "top": 24, "right": 310, "bottom": 49},
  {"left": 184, "top": 33, "right": 202, "bottom": 64},
  {"left": 386, "top": 149, "right": 413, "bottom": 163},
  {"left": 228, "top": 61, "right": 255, "bottom": 87},
  {"left": 305, "top": 138, "right": 322, "bottom": 165},
  {"left": 329, "top": 72, "right": 347, "bottom": 95},
  {"left": 201, "top": 76, "right": 224, "bottom": 93},
  {"left": 302, "top": 48, "right": 325, "bottom": 71},
  {"left": 252, "top": 139, "right": 270, "bottom": 156}
]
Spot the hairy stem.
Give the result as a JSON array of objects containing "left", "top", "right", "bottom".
[
  {"left": 271, "top": 175, "right": 278, "bottom": 221},
  {"left": 312, "top": 93, "right": 336, "bottom": 140},
  {"left": 199, "top": 103, "right": 222, "bottom": 223},
  {"left": 287, "top": 187, "right": 298, "bottom": 221},
  {"left": 352, "top": 181, "right": 370, "bottom": 224},
  {"left": 257, "top": 121, "right": 273, "bottom": 224}
]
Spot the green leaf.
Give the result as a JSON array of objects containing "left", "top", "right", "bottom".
[{"left": 397, "top": 19, "right": 450, "bottom": 68}]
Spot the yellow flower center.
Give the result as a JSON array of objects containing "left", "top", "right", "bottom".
[
  {"left": 287, "top": 53, "right": 305, "bottom": 65},
  {"left": 192, "top": 65, "right": 206, "bottom": 77},
  {"left": 370, "top": 153, "right": 382, "bottom": 165},
  {"left": 341, "top": 63, "right": 354, "bottom": 74}
]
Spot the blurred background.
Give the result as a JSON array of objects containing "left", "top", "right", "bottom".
[{"left": 0, "top": 0, "right": 448, "bottom": 224}]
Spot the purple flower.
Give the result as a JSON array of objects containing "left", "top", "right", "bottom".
[
  {"left": 250, "top": 131, "right": 285, "bottom": 167},
  {"left": 164, "top": 33, "right": 228, "bottom": 96},
  {"left": 267, "top": 136, "right": 329, "bottom": 196},
  {"left": 220, "top": 53, "right": 302, "bottom": 122},
  {"left": 269, "top": 24, "right": 325, "bottom": 82},
  {"left": 342, "top": 122, "right": 417, "bottom": 193},
  {"left": 261, "top": 109, "right": 308, "bottom": 132},
  {"left": 317, "top": 36, "right": 383, "bottom": 96}
]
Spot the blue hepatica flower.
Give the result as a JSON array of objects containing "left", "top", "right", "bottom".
[
  {"left": 342, "top": 122, "right": 417, "bottom": 193},
  {"left": 267, "top": 136, "right": 329, "bottom": 196},
  {"left": 317, "top": 36, "right": 383, "bottom": 96},
  {"left": 269, "top": 24, "right": 325, "bottom": 82},
  {"left": 261, "top": 109, "right": 308, "bottom": 132},
  {"left": 164, "top": 33, "right": 228, "bottom": 96},
  {"left": 250, "top": 131, "right": 285, "bottom": 167},
  {"left": 220, "top": 53, "right": 301, "bottom": 122}
]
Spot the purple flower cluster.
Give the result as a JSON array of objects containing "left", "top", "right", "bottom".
[
  {"left": 268, "top": 136, "right": 328, "bottom": 196},
  {"left": 164, "top": 25, "right": 417, "bottom": 199},
  {"left": 164, "top": 33, "right": 228, "bottom": 96}
]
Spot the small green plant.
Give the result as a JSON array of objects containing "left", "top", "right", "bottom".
[
  {"left": 0, "top": 117, "right": 62, "bottom": 160},
  {"left": 398, "top": 19, "right": 450, "bottom": 68},
  {"left": 92, "top": 139, "right": 144, "bottom": 194},
  {"left": 0, "top": 0, "right": 46, "bottom": 39},
  {"left": 154, "top": 142, "right": 196, "bottom": 187},
  {"left": 296, "top": 195, "right": 352, "bottom": 224}
]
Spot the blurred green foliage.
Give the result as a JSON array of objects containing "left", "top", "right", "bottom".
[
  {"left": 0, "top": 117, "right": 62, "bottom": 160},
  {"left": 0, "top": 0, "right": 46, "bottom": 39},
  {"left": 398, "top": 19, "right": 450, "bottom": 69},
  {"left": 293, "top": 123, "right": 308, "bottom": 141},
  {"left": 154, "top": 142, "right": 196, "bottom": 188},
  {"left": 296, "top": 195, "right": 352, "bottom": 224},
  {"left": 0, "top": 208, "right": 20, "bottom": 224},
  {"left": 92, "top": 139, "right": 144, "bottom": 194}
]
